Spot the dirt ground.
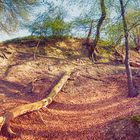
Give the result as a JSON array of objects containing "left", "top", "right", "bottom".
[{"left": 0, "top": 44, "right": 140, "bottom": 140}]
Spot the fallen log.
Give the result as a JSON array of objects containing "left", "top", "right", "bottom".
[{"left": 0, "top": 71, "right": 72, "bottom": 137}]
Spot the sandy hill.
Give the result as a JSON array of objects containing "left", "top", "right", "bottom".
[{"left": 0, "top": 37, "right": 140, "bottom": 139}]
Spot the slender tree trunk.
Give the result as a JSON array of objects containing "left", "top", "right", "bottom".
[
  {"left": 87, "top": 20, "right": 93, "bottom": 41},
  {"left": 34, "top": 39, "right": 41, "bottom": 59},
  {"left": 119, "top": 0, "right": 138, "bottom": 97},
  {"left": 86, "top": 20, "right": 93, "bottom": 58},
  {"left": 90, "top": 0, "right": 106, "bottom": 61}
]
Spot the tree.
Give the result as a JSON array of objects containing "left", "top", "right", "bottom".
[
  {"left": 126, "top": 10, "right": 140, "bottom": 51},
  {"left": 119, "top": 0, "right": 138, "bottom": 97},
  {"left": 85, "top": 20, "right": 94, "bottom": 57},
  {"left": 68, "top": 0, "right": 107, "bottom": 61},
  {"left": 29, "top": 4, "right": 71, "bottom": 37},
  {"left": 70, "top": 0, "right": 106, "bottom": 61},
  {"left": 72, "top": 11, "right": 97, "bottom": 36},
  {"left": 73, "top": 15, "right": 95, "bottom": 57},
  {"left": 106, "top": 21, "right": 123, "bottom": 46},
  {"left": 0, "top": 0, "right": 38, "bottom": 59},
  {"left": 0, "top": 0, "right": 38, "bottom": 33},
  {"left": 88, "top": 0, "right": 106, "bottom": 61}
]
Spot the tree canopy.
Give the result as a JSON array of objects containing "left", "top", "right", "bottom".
[
  {"left": 0, "top": 0, "right": 38, "bottom": 33},
  {"left": 29, "top": 3, "right": 71, "bottom": 37}
]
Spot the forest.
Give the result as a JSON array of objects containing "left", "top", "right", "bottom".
[{"left": 0, "top": 0, "right": 140, "bottom": 139}]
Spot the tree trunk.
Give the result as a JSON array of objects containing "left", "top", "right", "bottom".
[
  {"left": 33, "top": 39, "right": 41, "bottom": 59},
  {"left": 0, "top": 71, "right": 72, "bottom": 137},
  {"left": 86, "top": 20, "right": 93, "bottom": 58},
  {"left": 90, "top": 0, "right": 106, "bottom": 61},
  {"left": 119, "top": 0, "right": 138, "bottom": 97}
]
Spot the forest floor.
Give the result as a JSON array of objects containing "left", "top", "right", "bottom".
[{"left": 0, "top": 39, "right": 140, "bottom": 139}]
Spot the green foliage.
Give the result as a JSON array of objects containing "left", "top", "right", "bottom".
[
  {"left": 106, "top": 22, "right": 123, "bottom": 45},
  {"left": 29, "top": 3, "right": 72, "bottom": 37},
  {"left": 98, "top": 40, "right": 113, "bottom": 47},
  {"left": 0, "top": 0, "right": 38, "bottom": 32},
  {"left": 126, "top": 9, "right": 140, "bottom": 47},
  {"left": 44, "top": 15, "right": 71, "bottom": 36},
  {"left": 105, "top": 1, "right": 140, "bottom": 46},
  {"left": 73, "top": 17, "right": 91, "bottom": 29}
]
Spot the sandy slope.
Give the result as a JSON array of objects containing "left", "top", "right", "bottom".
[{"left": 0, "top": 43, "right": 140, "bottom": 139}]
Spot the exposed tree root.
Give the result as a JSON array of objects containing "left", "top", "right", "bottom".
[{"left": 0, "top": 71, "right": 72, "bottom": 137}]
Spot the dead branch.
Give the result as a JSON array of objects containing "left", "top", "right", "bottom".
[
  {"left": 0, "top": 71, "right": 72, "bottom": 137},
  {"left": 33, "top": 39, "right": 41, "bottom": 59}
]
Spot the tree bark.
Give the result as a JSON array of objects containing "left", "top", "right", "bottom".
[
  {"left": 0, "top": 71, "right": 72, "bottom": 137},
  {"left": 119, "top": 0, "right": 138, "bottom": 97},
  {"left": 90, "top": 0, "right": 106, "bottom": 61},
  {"left": 86, "top": 20, "right": 94, "bottom": 58}
]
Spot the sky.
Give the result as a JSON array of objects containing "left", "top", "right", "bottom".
[
  {"left": 0, "top": 1, "right": 83, "bottom": 42},
  {"left": 0, "top": 29, "right": 29, "bottom": 41},
  {"left": 0, "top": 0, "right": 139, "bottom": 42}
]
